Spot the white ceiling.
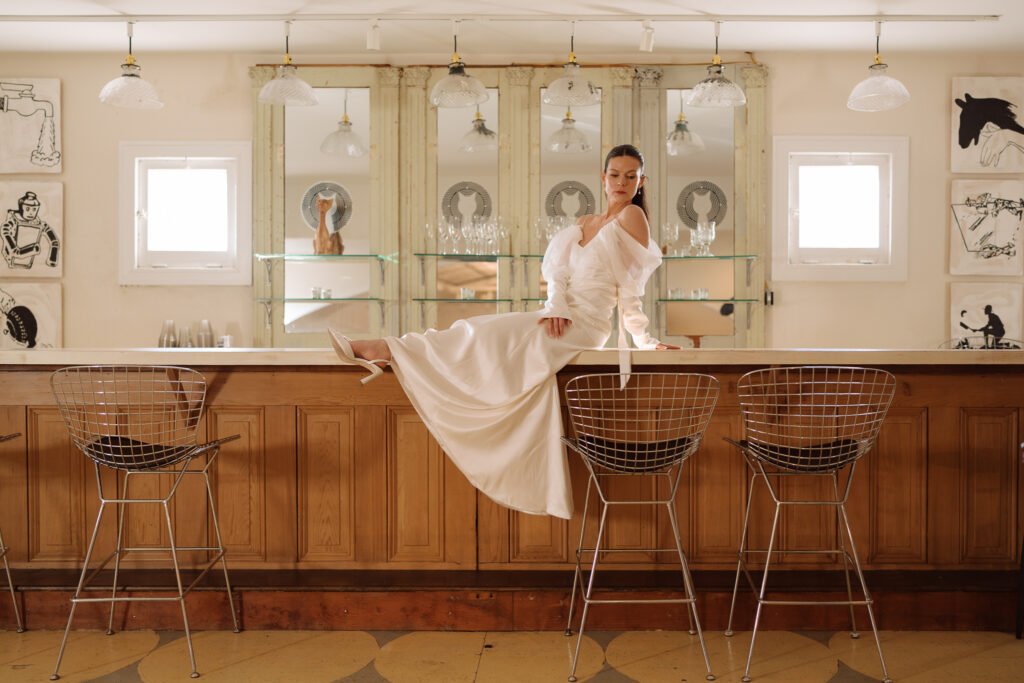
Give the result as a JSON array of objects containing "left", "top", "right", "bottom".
[{"left": 0, "top": 1, "right": 1021, "bottom": 61}]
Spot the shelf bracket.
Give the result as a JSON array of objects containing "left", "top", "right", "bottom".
[
  {"left": 746, "top": 302, "right": 752, "bottom": 330},
  {"left": 377, "top": 299, "right": 385, "bottom": 324},
  {"left": 419, "top": 301, "right": 425, "bottom": 329},
  {"left": 509, "top": 255, "right": 515, "bottom": 289},
  {"left": 262, "top": 301, "right": 272, "bottom": 329},
  {"left": 377, "top": 258, "right": 386, "bottom": 287},
  {"left": 262, "top": 258, "right": 272, "bottom": 288},
  {"left": 419, "top": 256, "right": 426, "bottom": 288},
  {"left": 745, "top": 257, "right": 754, "bottom": 287}
]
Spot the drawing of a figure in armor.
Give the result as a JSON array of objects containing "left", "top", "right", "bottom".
[{"left": 1, "top": 191, "right": 60, "bottom": 269}]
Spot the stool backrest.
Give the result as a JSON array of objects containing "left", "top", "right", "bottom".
[
  {"left": 736, "top": 366, "right": 895, "bottom": 472},
  {"left": 50, "top": 365, "right": 206, "bottom": 470},
  {"left": 563, "top": 373, "right": 720, "bottom": 472}
]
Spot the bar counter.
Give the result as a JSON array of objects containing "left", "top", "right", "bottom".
[{"left": 1, "top": 348, "right": 1021, "bottom": 631}]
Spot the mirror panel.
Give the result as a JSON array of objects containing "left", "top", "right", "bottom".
[{"left": 284, "top": 87, "right": 372, "bottom": 334}]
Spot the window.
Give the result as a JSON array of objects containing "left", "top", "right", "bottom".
[
  {"left": 772, "top": 136, "right": 908, "bottom": 281},
  {"left": 118, "top": 141, "right": 252, "bottom": 285}
]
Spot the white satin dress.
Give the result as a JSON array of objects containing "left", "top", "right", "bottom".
[{"left": 385, "top": 219, "right": 662, "bottom": 519}]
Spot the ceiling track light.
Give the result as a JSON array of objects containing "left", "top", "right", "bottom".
[
  {"left": 98, "top": 21, "right": 163, "bottom": 110},
  {"left": 543, "top": 21, "right": 601, "bottom": 108},
  {"left": 547, "top": 107, "right": 591, "bottom": 154},
  {"left": 459, "top": 106, "right": 498, "bottom": 152},
  {"left": 258, "top": 21, "right": 318, "bottom": 107},
  {"left": 666, "top": 90, "right": 704, "bottom": 156},
  {"left": 686, "top": 21, "right": 747, "bottom": 108},
  {"left": 639, "top": 20, "right": 655, "bottom": 53},
  {"left": 847, "top": 20, "right": 910, "bottom": 112},
  {"left": 321, "top": 88, "right": 368, "bottom": 157},
  {"left": 366, "top": 19, "right": 381, "bottom": 51},
  {"left": 429, "top": 19, "right": 488, "bottom": 108}
]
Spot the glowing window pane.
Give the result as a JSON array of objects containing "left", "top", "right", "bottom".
[
  {"left": 147, "top": 168, "right": 228, "bottom": 252},
  {"left": 797, "top": 165, "right": 879, "bottom": 249}
]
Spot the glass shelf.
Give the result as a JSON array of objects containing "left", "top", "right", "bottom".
[
  {"left": 658, "top": 298, "right": 759, "bottom": 303},
  {"left": 412, "top": 298, "right": 513, "bottom": 303},
  {"left": 255, "top": 253, "right": 396, "bottom": 262},
  {"left": 414, "top": 252, "right": 512, "bottom": 262},
  {"left": 256, "top": 297, "right": 381, "bottom": 302},
  {"left": 662, "top": 254, "right": 757, "bottom": 260}
]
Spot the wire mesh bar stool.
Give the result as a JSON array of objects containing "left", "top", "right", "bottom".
[
  {"left": 562, "top": 372, "right": 720, "bottom": 682},
  {"left": 49, "top": 365, "right": 241, "bottom": 680},
  {"left": 723, "top": 366, "right": 896, "bottom": 683},
  {"left": 0, "top": 431, "right": 25, "bottom": 633}
]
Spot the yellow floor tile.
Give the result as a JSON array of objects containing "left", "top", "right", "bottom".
[
  {"left": 0, "top": 629, "right": 159, "bottom": 683},
  {"left": 137, "top": 630, "right": 378, "bottom": 682},
  {"left": 830, "top": 630, "right": 1024, "bottom": 683},
  {"left": 476, "top": 631, "right": 603, "bottom": 682},
  {"left": 374, "top": 632, "right": 487, "bottom": 683}
]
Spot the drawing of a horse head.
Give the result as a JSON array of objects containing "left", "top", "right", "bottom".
[{"left": 956, "top": 93, "right": 1024, "bottom": 148}]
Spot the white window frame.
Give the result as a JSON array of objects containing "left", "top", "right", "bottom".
[
  {"left": 772, "top": 136, "right": 908, "bottom": 281},
  {"left": 118, "top": 141, "right": 252, "bottom": 285}
]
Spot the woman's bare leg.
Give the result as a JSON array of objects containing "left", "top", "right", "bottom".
[{"left": 349, "top": 338, "right": 392, "bottom": 364}]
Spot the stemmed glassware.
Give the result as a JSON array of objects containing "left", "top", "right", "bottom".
[
  {"left": 431, "top": 217, "right": 511, "bottom": 256},
  {"left": 695, "top": 220, "right": 716, "bottom": 256}
]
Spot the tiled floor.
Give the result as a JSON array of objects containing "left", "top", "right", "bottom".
[{"left": 1, "top": 629, "right": 1021, "bottom": 682}]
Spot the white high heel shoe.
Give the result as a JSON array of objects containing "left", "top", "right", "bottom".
[{"left": 327, "top": 328, "right": 389, "bottom": 384}]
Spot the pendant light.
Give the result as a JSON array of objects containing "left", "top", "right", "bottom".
[
  {"left": 543, "top": 22, "right": 601, "bottom": 107},
  {"left": 98, "top": 22, "right": 163, "bottom": 109},
  {"left": 258, "top": 21, "right": 318, "bottom": 107},
  {"left": 320, "top": 89, "right": 368, "bottom": 157},
  {"left": 459, "top": 107, "right": 498, "bottom": 152},
  {"left": 547, "top": 108, "right": 591, "bottom": 154},
  {"left": 847, "top": 21, "right": 910, "bottom": 112},
  {"left": 666, "top": 91, "right": 704, "bottom": 156},
  {"left": 430, "top": 20, "right": 488, "bottom": 108},
  {"left": 686, "top": 21, "right": 746, "bottom": 108}
]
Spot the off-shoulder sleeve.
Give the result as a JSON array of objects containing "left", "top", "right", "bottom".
[
  {"left": 540, "top": 224, "right": 581, "bottom": 320},
  {"left": 606, "top": 223, "right": 663, "bottom": 298}
]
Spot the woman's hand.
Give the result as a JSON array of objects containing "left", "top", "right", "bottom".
[
  {"left": 539, "top": 316, "right": 572, "bottom": 338},
  {"left": 655, "top": 342, "right": 680, "bottom": 350}
]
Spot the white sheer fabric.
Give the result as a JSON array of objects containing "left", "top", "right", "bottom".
[{"left": 385, "top": 219, "right": 661, "bottom": 518}]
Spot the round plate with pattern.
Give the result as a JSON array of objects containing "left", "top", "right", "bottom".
[
  {"left": 301, "top": 181, "right": 353, "bottom": 234},
  {"left": 545, "top": 181, "right": 595, "bottom": 218},
  {"left": 677, "top": 180, "right": 727, "bottom": 228},
  {"left": 441, "top": 181, "right": 492, "bottom": 225}
]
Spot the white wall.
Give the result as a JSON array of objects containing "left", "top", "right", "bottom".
[
  {"left": 1, "top": 51, "right": 257, "bottom": 348},
  {"left": 5, "top": 48, "right": 1022, "bottom": 349},
  {"left": 762, "top": 50, "right": 1024, "bottom": 349}
]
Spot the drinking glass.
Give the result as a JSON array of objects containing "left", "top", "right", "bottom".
[
  {"left": 197, "top": 320, "right": 214, "bottom": 347},
  {"left": 697, "top": 221, "right": 716, "bottom": 256},
  {"left": 159, "top": 320, "right": 175, "bottom": 347},
  {"left": 662, "top": 222, "right": 679, "bottom": 256}
]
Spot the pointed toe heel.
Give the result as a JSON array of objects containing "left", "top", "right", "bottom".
[{"left": 328, "top": 328, "right": 389, "bottom": 384}]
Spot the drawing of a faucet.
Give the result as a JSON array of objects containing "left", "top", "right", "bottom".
[{"left": 0, "top": 82, "right": 54, "bottom": 118}]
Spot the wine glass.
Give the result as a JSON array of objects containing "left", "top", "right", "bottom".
[
  {"left": 697, "top": 221, "right": 716, "bottom": 256},
  {"left": 662, "top": 222, "right": 679, "bottom": 256}
]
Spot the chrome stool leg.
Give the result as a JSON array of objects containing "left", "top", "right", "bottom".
[
  {"left": 0, "top": 526, "right": 24, "bottom": 633},
  {"left": 667, "top": 496, "right": 715, "bottom": 681},
  {"left": 203, "top": 466, "right": 240, "bottom": 633},
  {"left": 725, "top": 468, "right": 760, "bottom": 638},
  {"left": 106, "top": 473, "right": 130, "bottom": 636},
  {"left": 567, "top": 497, "right": 608, "bottom": 682},
  {"left": 833, "top": 473, "right": 860, "bottom": 639},
  {"left": 564, "top": 480, "right": 594, "bottom": 637},
  {"left": 839, "top": 503, "right": 892, "bottom": 683}
]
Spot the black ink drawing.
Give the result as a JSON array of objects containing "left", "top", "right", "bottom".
[
  {"left": 953, "top": 306, "right": 1021, "bottom": 349},
  {"left": 949, "top": 282, "right": 1022, "bottom": 349},
  {"left": 0, "top": 286, "right": 38, "bottom": 348},
  {"left": 2, "top": 191, "right": 60, "bottom": 270},
  {"left": 949, "top": 179, "right": 1023, "bottom": 275},
  {"left": 951, "top": 77, "right": 1024, "bottom": 172},
  {"left": 0, "top": 80, "right": 61, "bottom": 172}
]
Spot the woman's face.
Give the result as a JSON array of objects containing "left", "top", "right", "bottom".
[{"left": 602, "top": 155, "right": 645, "bottom": 203}]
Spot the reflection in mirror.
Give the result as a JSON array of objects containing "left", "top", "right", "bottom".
[
  {"left": 435, "top": 88, "right": 500, "bottom": 329},
  {"left": 284, "top": 87, "right": 371, "bottom": 334},
  {"left": 663, "top": 88, "right": 737, "bottom": 340}
]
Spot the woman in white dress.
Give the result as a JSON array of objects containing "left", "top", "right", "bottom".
[{"left": 330, "top": 144, "right": 676, "bottom": 519}]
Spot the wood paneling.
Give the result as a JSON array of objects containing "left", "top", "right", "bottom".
[
  {"left": 684, "top": 411, "right": 746, "bottom": 565},
  {"left": 0, "top": 406, "right": 28, "bottom": 565},
  {"left": 959, "top": 408, "right": 1017, "bottom": 563},
  {"left": 511, "top": 512, "right": 567, "bottom": 564},
  {"left": 298, "top": 407, "right": 356, "bottom": 564},
  {"left": 209, "top": 408, "right": 264, "bottom": 563}
]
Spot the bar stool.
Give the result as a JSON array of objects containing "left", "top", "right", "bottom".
[
  {"left": 49, "top": 365, "right": 240, "bottom": 680},
  {"left": 0, "top": 431, "right": 25, "bottom": 632},
  {"left": 724, "top": 366, "right": 895, "bottom": 683},
  {"left": 562, "top": 372, "right": 720, "bottom": 682}
]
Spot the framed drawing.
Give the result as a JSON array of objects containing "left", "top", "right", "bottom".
[
  {"left": 951, "top": 77, "right": 1024, "bottom": 173},
  {"left": 949, "top": 179, "right": 1022, "bottom": 275},
  {"left": 0, "top": 78, "right": 61, "bottom": 173},
  {"left": 0, "top": 181, "right": 62, "bottom": 277},
  {"left": 0, "top": 282, "right": 61, "bottom": 349},
  {"left": 949, "top": 281, "right": 1022, "bottom": 349}
]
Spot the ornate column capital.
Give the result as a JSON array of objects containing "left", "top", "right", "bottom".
[
  {"left": 248, "top": 65, "right": 276, "bottom": 88},
  {"left": 506, "top": 66, "right": 534, "bottom": 86},
  {"left": 741, "top": 64, "right": 768, "bottom": 89},
  {"left": 401, "top": 66, "right": 430, "bottom": 88},
  {"left": 635, "top": 66, "right": 663, "bottom": 88},
  {"left": 379, "top": 66, "right": 402, "bottom": 87},
  {"left": 610, "top": 66, "right": 635, "bottom": 87}
]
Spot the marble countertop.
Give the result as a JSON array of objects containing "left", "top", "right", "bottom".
[{"left": 1, "top": 347, "right": 1022, "bottom": 366}]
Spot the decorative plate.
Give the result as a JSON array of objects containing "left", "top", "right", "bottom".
[
  {"left": 301, "top": 181, "right": 353, "bottom": 234},
  {"left": 545, "top": 180, "right": 595, "bottom": 218},
  {"left": 441, "top": 181, "right": 492, "bottom": 225},
  {"left": 677, "top": 180, "right": 727, "bottom": 228}
]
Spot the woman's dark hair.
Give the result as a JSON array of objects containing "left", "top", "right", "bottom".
[
  {"left": 604, "top": 144, "right": 648, "bottom": 217},
  {"left": 5, "top": 305, "right": 37, "bottom": 348}
]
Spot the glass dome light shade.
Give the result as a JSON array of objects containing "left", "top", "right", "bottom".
[
  {"left": 320, "top": 118, "right": 368, "bottom": 157},
  {"left": 666, "top": 119, "right": 705, "bottom": 156},
  {"left": 543, "top": 62, "right": 601, "bottom": 107},
  {"left": 258, "top": 63, "right": 318, "bottom": 106},
  {"left": 430, "top": 60, "right": 488, "bottom": 108},
  {"left": 686, "top": 64, "right": 747, "bottom": 108},
  {"left": 847, "top": 62, "right": 910, "bottom": 112},
  {"left": 460, "top": 116, "right": 498, "bottom": 152},
  {"left": 547, "top": 114, "right": 591, "bottom": 154},
  {"left": 99, "top": 61, "right": 163, "bottom": 109}
]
